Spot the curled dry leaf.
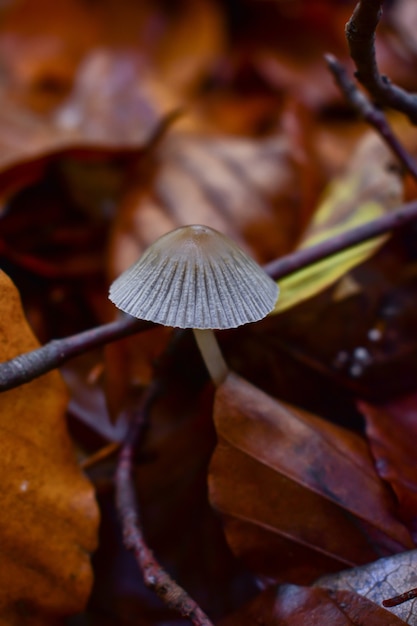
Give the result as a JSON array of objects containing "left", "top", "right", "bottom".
[
  {"left": 0, "top": 270, "right": 99, "bottom": 624},
  {"left": 208, "top": 373, "right": 413, "bottom": 584},
  {"left": 358, "top": 394, "right": 417, "bottom": 541},
  {"left": 317, "top": 550, "right": 417, "bottom": 625},
  {"left": 219, "top": 583, "right": 406, "bottom": 626}
]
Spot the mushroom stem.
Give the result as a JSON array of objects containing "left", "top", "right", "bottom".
[{"left": 192, "top": 329, "right": 229, "bottom": 387}]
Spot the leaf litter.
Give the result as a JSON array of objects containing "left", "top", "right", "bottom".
[
  {"left": 317, "top": 550, "right": 417, "bottom": 625},
  {"left": 208, "top": 373, "right": 413, "bottom": 585},
  {"left": 1, "top": 0, "right": 417, "bottom": 624}
]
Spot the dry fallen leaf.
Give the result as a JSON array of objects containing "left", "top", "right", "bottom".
[
  {"left": 219, "top": 582, "right": 406, "bottom": 625},
  {"left": 52, "top": 49, "right": 180, "bottom": 147},
  {"left": 358, "top": 394, "right": 417, "bottom": 541},
  {"left": 109, "top": 126, "right": 311, "bottom": 279},
  {"left": 273, "top": 133, "right": 404, "bottom": 314},
  {"left": 0, "top": 270, "right": 99, "bottom": 625},
  {"left": 208, "top": 373, "right": 413, "bottom": 584},
  {"left": 231, "top": 0, "right": 352, "bottom": 110},
  {"left": 0, "top": 42, "right": 188, "bottom": 207},
  {"left": 0, "top": 0, "right": 223, "bottom": 201},
  {"left": 0, "top": 0, "right": 223, "bottom": 111},
  {"left": 317, "top": 550, "right": 417, "bottom": 625}
]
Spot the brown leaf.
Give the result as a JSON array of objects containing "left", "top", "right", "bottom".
[
  {"left": 0, "top": 45, "right": 182, "bottom": 202},
  {"left": 219, "top": 583, "right": 405, "bottom": 626},
  {"left": 52, "top": 50, "right": 179, "bottom": 147},
  {"left": 103, "top": 327, "right": 173, "bottom": 420},
  {"left": 317, "top": 550, "right": 417, "bottom": 625},
  {"left": 208, "top": 373, "right": 413, "bottom": 583},
  {"left": 358, "top": 394, "right": 417, "bottom": 540},
  {"left": 0, "top": 270, "right": 99, "bottom": 623},
  {"left": 0, "top": 0, "right": 222, "bottom": 198},
  {"left": 0, "top": 72, "right": 169, "bottom": 202},
  {"left": 0, "top": 0, "right": 223, "bottom": 110},
  {"left": 109, "top": 126, "right": 311, "bottom": 279},
  {"left": 228, "top": 1, "right": 353, "bottom": 109}
]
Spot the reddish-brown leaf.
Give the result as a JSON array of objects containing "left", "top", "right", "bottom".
[
  {"left": 219, "top": 583, "right": 405, "bottom": 626},
  {"left": 109, "top": 125, "right": 312, "bottom": 280},
  {"left": 318, "top": 549, "right": 417, "bottom": 624},
  {"left": 358, "top": 395, "right": 417, "bottom": 541},
  {"left": 208, "top": 373, "right": 413, "bottom": 583}
]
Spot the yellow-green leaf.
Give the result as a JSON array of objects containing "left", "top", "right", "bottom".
[{"left": 273, "top": 134, "right": 404, "bottom": 315}]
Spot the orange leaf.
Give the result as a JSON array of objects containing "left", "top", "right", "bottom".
[
  {"left": 0, "top": 270, "right": 99, "bottom": 623},
  {"left": 208, "top": 373, "right": 413, "bottom": 583}
]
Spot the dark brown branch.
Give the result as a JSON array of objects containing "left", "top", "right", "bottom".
[
  {"left": 2, "top": 199, "right": 417, "bottom": 392},
  {"left": 325, "top": 53, "right": 417, "bottom": 182},
  {"left": 0, "top": 315, "right": 152, "bottom": 391},
  {"left": 115, "top": 383, "right": 214, "bottom": 626},
  {"left": 346, "top": 0, "right": 417, "bottom": 124}
]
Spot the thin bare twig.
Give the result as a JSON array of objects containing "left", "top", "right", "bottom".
[
  {"left": 0, "top": 315, "right": 152, "bottom": 391},
  {"left": 2, "top": 199, "right": 417, "bottom": 392},
  {"left": 115, "top": 382, "right": 214, "bottom": 626},
  {"left": 346, "top": 0, "right": 417, "bottom": 124},
  {"left": 264, "top": 198, "right": 417, "bottom": 279},
  {"left": 79, "top": 441, "right": 121, "bottom": 470},
  {"left": 325, "top": 53, "right": 417, "bottom": 182}
]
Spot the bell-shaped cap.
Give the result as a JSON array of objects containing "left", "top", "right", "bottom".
[{"left": 109, "top": 224, "right": 279, "bottom": 330}]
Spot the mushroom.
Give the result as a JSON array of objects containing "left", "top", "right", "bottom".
[{"left": 109, "top": 224, "right": 279, "bottom": 386}]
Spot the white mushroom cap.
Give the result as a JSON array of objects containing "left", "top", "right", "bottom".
[{"left": 109, "top": 224, "right": 279, "bottom": 330}]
